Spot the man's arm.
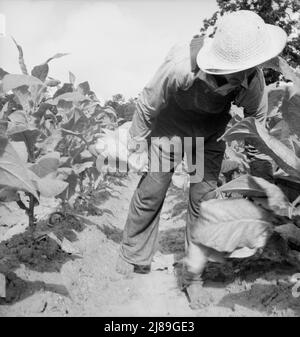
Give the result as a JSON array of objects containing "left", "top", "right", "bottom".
[
  {"left": 237, "top": 67, "right": 267, "bottom": 120},
  {"left": 235, "top": 68, "right": 274, "bottom": 182}
]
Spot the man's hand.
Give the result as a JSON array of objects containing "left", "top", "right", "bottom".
[{"left": 88, "top": 122, "right": 148, "bottom": 173}]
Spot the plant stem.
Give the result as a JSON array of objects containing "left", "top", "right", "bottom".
[
  {"left": 61, "top": 128, "right": 89, "bottom": 147},
  {"left": 28, "top": 194, "right": 36, "bottom": 230},
  {"left": 22, "top": 130, "right": 36, "bottom": 231}
]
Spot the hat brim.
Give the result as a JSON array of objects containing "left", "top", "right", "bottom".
[{"left": 196, "top": 24, "right": 287, "bottom": 75}]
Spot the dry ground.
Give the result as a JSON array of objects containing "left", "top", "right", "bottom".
[{"left": 0, "top": 174, "right": 300, "bottom": 317}]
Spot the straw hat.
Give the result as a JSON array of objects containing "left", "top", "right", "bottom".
[{"left": 197, "top": 10, "right": 287, "bottom": 75}]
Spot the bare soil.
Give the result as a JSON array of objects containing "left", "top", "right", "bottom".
[{"left": 0, "top": 174, "right": 300, "bottom": 317}]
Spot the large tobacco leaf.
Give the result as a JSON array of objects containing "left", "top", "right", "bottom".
[
  {"left": 69, "top": 71, "right": 76, "bottom": 85},
  {"left": 217, "top": 174, "right": 290, "bottom": 215},
  {"left": 192, "top": 198, "right": 273, "bottom": 256},
  {"left": 281, "top": 91, "right": 300, "bottom": 138},
  {"left": 6, "top": 110, "right": 41, "bottom": 155},
  {"left": 264, "top": 56, "right": 300, "bottom": 90},
  {"left": 0, "top": 186, "right": 20, "bottom": 202},
  {"left": 56, "top": 171, "right": 78, "bottom": 202},
  {"left": 267, "top": 83, "right": 300, "bottom": 138},
  {"left": 29, "top": 152, "right": 60, "bottom": 178},
  {"left": 221, "top": 117, "right": 300, "bottom": 178},
  {"left": 11, "top": 37, "right": 28, "bottom": 75},
  {"left": 6, "top": 110, "right": 29, "bottom": 135},
  {"left": 45, "top": 53, "right": 69, "bottom": 64},
  {"left": 28, "top": 170, "right": 68, "bottom": 198},
  {"left": 35, "top": 129, "right": 63, "bottom": 154},
  {"left": 77, "top": 81, "right": 90, "bottom": 96},
  {"left": 0, "top": 68, "right": 9, "bottom": 80},
  {"left": 31, "top": 53, "right": 69, "bottom": 82},
  {"left": 61, "top": 108, "right": 88, "bottom": 132},
  {"left": 10, "top": 140, "right": 28, "bottom": 163},
  {"left": 0, "top": 136, "right": 38, "bottom": 199},
  {"left": 264, "top": 57, "right": 300, "bottom": 138},
  {"left": 31, "top": 63, "right": 49, "bottom": 82},
  {"left": 1, "top": 74, "right": 42, "bottom": 93},
  {"left": 12, "top": 85, "right": 32, "bottom": 112},
  {"left": 53, "top": 83, "right": 74, "bottom": 99},
  {"left": 49, "top": 92, "right": 89, "bottom": 106},
  {"left": 266, "top": 83, "right": 289, "bottom": 118}
]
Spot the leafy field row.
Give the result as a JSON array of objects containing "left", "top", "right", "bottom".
[{"left": 0, "top": 38, "right": 122, "bottom": 232}]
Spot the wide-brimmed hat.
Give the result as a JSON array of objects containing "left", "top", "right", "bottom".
[{"left": 197, "top": 10, "right": 287, "bottom": 75}]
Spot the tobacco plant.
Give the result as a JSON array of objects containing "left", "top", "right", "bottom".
[{"left": 0, "top": 38, "right": 118, "bottom": 230}]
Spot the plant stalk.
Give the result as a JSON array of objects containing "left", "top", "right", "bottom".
[{"left": 28, "top": 194, "right": 36, "bottom": 230}]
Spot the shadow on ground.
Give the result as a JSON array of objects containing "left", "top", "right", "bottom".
[
  {"left": 0, "top": 212, "right": 85, "bottom": 305},
  {"left": 218, "top": 280, "right": 300, "bottom": 316},
  {"left": 0, "top": 175, "right": 131, "bottom": 307},
  {"left": 0, "top": 271, "right": 69, "bottom": 306},
  {"left": 76, "top": 216, "right": 123, "bottom": 244}
]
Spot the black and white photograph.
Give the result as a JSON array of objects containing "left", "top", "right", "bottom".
[{"left": 0, "top": 0, "right": 300, "bottom": 319}]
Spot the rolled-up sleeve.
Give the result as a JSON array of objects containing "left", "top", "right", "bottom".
[
  {"left": 235, "top": 68, "right": 274, "bottom": 181},
  {"left": 236, "top": 68, "right": 268, "bottom": 122},
  {"left": 129, "top": 46, "right": 187, "bottom": 140}
]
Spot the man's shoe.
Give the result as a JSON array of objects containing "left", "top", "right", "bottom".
[
  {"left": 133, "top": 264, "right": 151, "bottom": 274},
  {"left": 116, "top": 255, "right": 151, "bottom": 275}
]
